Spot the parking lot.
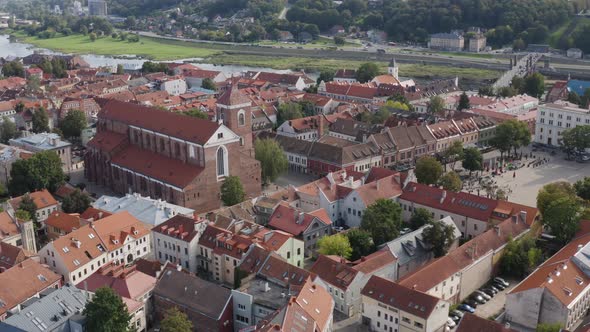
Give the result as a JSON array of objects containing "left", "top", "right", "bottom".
[{"left": 472, "top": 280, "right": 518, "bottom": 319}]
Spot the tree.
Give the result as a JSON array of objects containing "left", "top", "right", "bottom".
[
  {"left": 513, "top": 38, "right": 526, "bottom": 51},
  {"left": 18, "top": 194, "right": 38, "bottom": 223},
  {"left": 334, "top": 36, "right": 346, "bottom": 45},
  {"left": 15, "top": 209, "right": 31, "bottom": 222},
  {"left": 462, "top": 147, "right": 483, "bottom": 175},
  {"left": 536, "top": 323, "right": 562, "bottom": 332},
  {"left": 511, "top": 76, "right": 525, "bottom": 93},
  {"left": 84, "top": 287, "right": 131, "bottom": 332},
  {"left": 317, "top": 234, "right": 352, "bottom": 259},
  {"left": 523, "top": 73, "right": 545, "bottom": 99},
  {"left": 8, "top": 151, "right": 65, "bottom": 195},
  {"left": 89, "top": 32, "right": 97, "bottom": 42},
  {"left": 1, "top": 61, "right": 25, "bottom": 77},
  {"left": 575, "top": 177, "right": 590, "bottom": 200},
  {"left": 277, "top": 102, "right": 304, "bottom": 126},
  {"left": 543, "top": 196, "right": 581, "bottom": 244},
  {"left": 355, "top": 62, "right": 379, "bottom": 83},
  {"left": 439, "top": 171, "right": 462, "bottom": 192},
  {"left": 32, "top": 108, "right": 50, "bottom": 133},
  {"left": 62, "top": 189, "right": 91, "bottom": 213},
  {"left": 316, "top": 69, "right": 335, "bottom": 85},
  {"left": 201, "top": 78, "right": 217, "bottom": 91},
  {"left": 490, "top": 119, "right": 529, "bottom": 159},
  {"left": 124, "top": 16, "right": 136, "bottom": 29},
  {"left": 410, "top": 207, "right": 433, "bottom": 230},
  {"left": 180, "top": 109, "right": 208, "bottom": 119},
  {"left": 0, "top": 117, "right": 17, "bottom": 144},
  {"left": 160, "top": 307, "right": 193, "bottom": 332},
  {"left": 537, "top": 182, "right": 577, "bottom": 215},
  {"left": 428, "top": 96, "right": 445, "bottom": 116},
  {"left": 478, "top": 86, "right": 495, "bottom": 97},
  {"left": 26, "top": 76, "right": 41, "bottom": 94},
  {"left": 501, "top": 236, "right": 542, "bottom": 278},
  {"left": 415, "top": 156, "right": 443, "bottom": 185},
  {"left": 255, "top": 139, "right": 288, "bottom": 184},
  {"left": 457, "top": 92, "right": 470, "bottom": 111},
  {"left": 346, "top": 229, "right": 374, "bottom": 261},
  {"left": 80, "top": 25, "right": 88, "bottom": 35},
  {"left": 497, "top": 86, "right": 518, "bottom": 98},
  {"left": 59, "top": 110, "right": 87, "bottom": 139},
  {"left": 361, "top": 199, "right": 402, "bottom": 246},
  {"left": 422, "top": 220, "right": 456, "bottom": 257},
  {"left": 561, "top": 125, "right": 590, "bottom": 158},
  {"left": 443, "top": 140, "right": 464, "bottom": 170},
  {"left": 568, "top": 91, "right": 582, "bottom": 106},
  {"left": 220, "top": 176, "right": 245, "bottom": 206},
  {"left": 116, "top": 64, "right": 124, "bottom": 74}
]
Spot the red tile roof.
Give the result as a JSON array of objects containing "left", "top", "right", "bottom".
[
  {"left": 45, "top": 211, "right": 85, "bottom": 233},
  {"left": 9, "top": 189, "right": 58, "bottom": 210},
  {"left": 268, "top": 203, "right": 332, "bottom": 236},
  {"left": 79, "top": 207, "right": 111, "bottom": 221},
  {"left": 309, "top": 255, "right": 359, "bottom": 291},
  {"left": 352, "top": 249, "right": 396, "bottom": 274},
  {"left": 456, "top": 313, "right": 517, "bottom": 332},
  {"left": 79, "top": 264, "right": 156, "bottom": 300},
  {"left": 362, "top": 275, "right": 442, "bottom": 319},
  {"left": 0, "top": 212, "right": 18, "bottom": 241},
  {"left": 152, "top": 215, "right": 205, "bottom": 243},
  {"left": 87, "top": 131, "right": 128, "bottom": 153},
  {"left": 0, "top": 242, "right": 30, "bottom": 270},
  {"left": 95, "top": 98, "right": 219, "bottom": 145},
  {"left": 111, "top": 145, "right": 203, "bottom": 188},
  {"left": 216, "top": 83, "right": 251, "bottom": 106}
]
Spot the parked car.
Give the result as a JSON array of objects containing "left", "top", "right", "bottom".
[
  {"left": 449, "top": 315, "right": 460, "bottom": 323},
  {"left": 464, "top": 298, "right": 479, "bottom": 308},
  {"left": 472, "top": 294, "right": 487, "bottom": 304},
  {"left": 493, "top": 277, "right": 509, "bottom": 287},
  {"left": 487, "top": 284, "right": 500, "bottom": 293},
  {"left": 481, "top": 288, "right": 496, "bottom": 297},
  {"left": 450, "top": 310, "right": 464, "bottom": 318},
  {"left": 492, "top": 281, "right": 506, "bottom": 290},
  {"left": 447, "top": 317, "right": 457, "bottom": 328},
  {"left": 458, "top": 303, "right": 475, "bottom": 313},
  {"left": 474, "top": 290, "right": 491, "bottom": 300}
]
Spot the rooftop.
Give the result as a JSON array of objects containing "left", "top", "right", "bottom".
[{"left": 9, "top": 133, "right": 71, "bottom": 151}]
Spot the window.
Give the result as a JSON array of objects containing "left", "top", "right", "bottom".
[
  {"left": 238, "top": 110, "right": 246, "bottom": 126},
  {"left": 217, "top": 146, "right": 228, "bottom": 177},
  {"left": 218, "top": 133, "right": 224, "bottom": 139}
]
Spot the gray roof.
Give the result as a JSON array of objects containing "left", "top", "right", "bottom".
[
  {"left": 93, "top": 193, "right": 194, "bottom": 227},
  {"left": 0, "top": 286, "right": 89, "bottom": 332},
  {"left": 154, "top": 268, "right": 232, "bottom": 320},
  {"left": 9, "top": 133, "right": 71, "bottom": 151},
  {"left": 431, "top": 32, "right": 463, "bottom": 40}
]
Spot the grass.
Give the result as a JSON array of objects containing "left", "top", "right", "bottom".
[
  {"left": 410, "top": 50, "right": 495, "bottom": 59},
  {"left": 15, "top": 32, "right": 221, "bottom": 60},
  {"left": 206, "top": 53, "right": 501, "bottom": 80},
  {"left": 258, "top": 36, "right": 359, "bottom": 49}
]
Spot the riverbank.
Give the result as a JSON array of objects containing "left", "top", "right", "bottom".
[{"left": 10, "top": 31, "right": 501, "bottom": 81}]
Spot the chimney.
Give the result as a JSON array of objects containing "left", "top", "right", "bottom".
[
  {"left": 440, "top": 191, "right": 447, "bottom": 204},
  {"left": 318, "top": 115, "right": 325, "bottom": 138},
  {"left": 494, "top": 225, "right": 500, "bottom": 237},
  {"left": 264, "top": 282, "right": 270, "bottom": 292},
  {"left": 177, "top": 264, "right": 182, "bottom": 272}
]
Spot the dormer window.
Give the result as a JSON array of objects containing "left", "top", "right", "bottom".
[{"left": 218, "top": 133, "right": 223, "bottom": 139}]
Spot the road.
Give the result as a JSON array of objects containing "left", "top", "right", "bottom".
[{"left": 278, "top": 4, "right": 290, "bottom": 20}]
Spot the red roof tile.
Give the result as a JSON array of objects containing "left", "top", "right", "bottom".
[
  {"left": 87, "top": 131, "right": 128, "bottom": 153},
  {"left": 152, "top": 215, "right": 205, "bottom": 243},
  {"left": 268, "top": 203, "right": 331, "bottom": 236}
]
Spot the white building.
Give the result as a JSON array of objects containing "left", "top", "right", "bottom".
[
  {"left": 361, "top": 275, "right": 449, "bottom": 332},
  {"left": 159, "top": 78, "right": 187, "bottom": 96},
  {"left": 39, "top": 211, "right": 150, "bottom": 285},
  {"left": 8, "top": 189, "right": 59, "bottom": 222},
  {"left": 535, "top": 101, "right": 590, "bottom": 147}
]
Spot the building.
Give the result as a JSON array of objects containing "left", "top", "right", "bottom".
[
  {"left": 0, "top": 259, "right": 61, "bottom": 321},
  {"left": 334, "top": 69, "right": 357, "bottom": 83},
  {"left": 44, "top": 211, "right": 89, "bottom": 241},
  {"left": 8, "top": 189, "right": 59, "bottom": 222},
  {"left": 361, "top": 275, "right": 449, "bottom": 332},
  {"left": 25, "top": 67, "right": 43, "bottom": 80},
  {"left": 159, "top": 77, "right": 187, "bottom": 96},
  {"left": 469, "top": 94, "right": 538, "bottom": 134},
  {"left": 429, "top": 32, "right": 464, "bottom": 51},
  {"left": 153, "top": 267, "right": 233, "bottom": 332},
  {"left": 567, "top": 48, "right": 584, "bottom": 59},
  {"left": 468, "top": 34, "right": 486, "bottom": 52},
  {"left": 93, "top": 193, "right": 195, "bottom": 228},
  {"left": 455, "top": 313, "right": 518, "bottom": 332},
  {"left": 85, "top": 97, "right": 261, "bottom": 212},
  {"left": 9, "top": 133, "right": 72, "bottom": 172},
  {"left": 151, "top": 215, "right": 207, "bottom": 273},
  {"left": 505, "top": 232, "right": 590, "bottom": 331},
  {"left": 309, "top": 251, "right": 396, "bottom": 317},
  {"left": 0, "top": 211, "right": 37, "bottom": 253},
  {"left": 88, "top": 0, "right": 107, "bottom": 16},
  {"left": 427, "top": 121, "right": 462, "bottom": 152},
  {"left": 388, "top": 125, "right": 437, "bottom": 164},
  {"left": 0, "top": 242, "right": 32, "bottom": 271},
  {"left": 276, "top": 113, "right": 348, "bottom": 141},
  {"left": 39, "top": 211, "right": 150, "bottom": 285},
  {"left": 182, "top": 69, "right": 227, "bottom": 89},
  {"left": 534, "top": 101, "right": 590, "bottom": 147},
  {"left": 267, "top": 203, "right": 332, "bottom": 257},
  {"left": 254, "top": 277, "right": 334, "bottom": 332},
  {"left": 0, "top": 285, "right": 88, "bottom": 331}
]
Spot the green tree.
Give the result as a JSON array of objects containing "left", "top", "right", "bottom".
[
  {"left": 501, "top": 236, "right": 542, "bottom": 278},
  {"left": 511, "top": 76, "right": 525, "bottom": 93},
  {"left": 277, "top": 102, "right": 304, "bottom": 126},
  {"left": 537, "top": 182, "right": 577, "bottom": 215},
  {"left": 220, "top": 176, "right": 246, "bottom": 206},
  {"left": 543, "top": 196, "right": 581, "bottom": 244},
  {"left": 18, "top": 194, "right": 37, "bottom": 223},
  {"left": 497, "top": 86, "right": 518, "bottom": 98},
  {"left": 8, "top": 151, "right": 65, "bottom": 195},
  {"left": 409, "top": 207, "right": 433, "bottom": 230},
  {"left": 62, "top": 189, "right": 91, "bottom": 213},
  {"left": 26, "top": 76, "right": 41, "bottom": 94},
  {"left": 124, "top": 16, "right": 136, "bottom": 29},
  {"left": 355, "top": 62, "right": 379, "bottom": 83},
  {"left": 428, "top": 96, "right": 445, "bottom": 116},
  {"left": 0, "top": 117, "right": 17, "bottom": 144},
  {"left": 89, "top": 32, "right": 97, "bottom": 42},
  {"left": 346, "top": 228, "right": 375, "bottom": 261},
  {"left": 180, "top": 108, "right": 208, "bottom": 119},
  {"left": 80, "top": 25, "right": 88, "bottom": 35},
  {"left": 457, "top": 92, "right": 470, "bottom": 111},
  {"left": 334, "top": 36, "right": 346, "bottom": 45},
  {"left": 1, "top": 61, "right": 25, "bottom": 77},
  {"left": 160, "top": 307, "right": 193, "bottom": 332},
  {"left": 116, "top": 64, "right": 124, "bottom": 74},
  {"left": 318, "top": 233, "right": 352, "bottom": 259},
  {"left": 84, "top": 287, "right": 131, "bottom": 332},
  {"left": 443, "top": 140, "right": 464, "bottom": 170},
  {"left": 491, "top": 119, "right": 529, "bottom": 159},
  {"left": 536, "top": 323, "right": 562, "bottom": 332},
  {"left": 478, "top": 86, "right": 495, "bottom": 97},
  {"left": 513, "top": 38, "right": 526, "bottom": 51},
  {"left": 568, "top": 91, "right": 582, "bottom": 106},
  {"left": 421, "top": 220, "right": 456, "bottom": 257},
  {"left": 561, "top": 125, "right": 590, "bottom": 158},
  {"left": 255, "top": 139, "right": 288, "bottom": 184},
  {"left": 316, "top": 69, "right": 335, "bottom": 84},
  {"left": 439, "top": 171, "right": 462, "bottom": 192},
  {"left": 415, "top": 156, "right": 443, "bottom": 185},
  {"left": 575, "top": 177, "right": 590, "bottom": 201},
  {"left": 462, "top": 147, "right": 483, "bottom": 176},
  {"left": 32, "top": 107, "right": 50, "bottom": 133},
  {"left": 201, "top": 78, "right": 217, "bottom": 91},
  {"left": 59, "top": 110, "right": 87, "bottom": 139},
  {"left": 15, "top": 209, "right": 31, "bottom": 222},
  {"left": 361, "top": 199, "right": 402, "bottom": 246},
  {"left": 523, "top": 73, "right": 545, "bottom": 99}
]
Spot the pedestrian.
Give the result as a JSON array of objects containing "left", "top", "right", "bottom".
[{"left": 513, "top": 172, "right": 516, "bottom": 178}]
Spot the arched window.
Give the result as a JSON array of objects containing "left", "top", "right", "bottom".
[
  {"left": 238, "top": 110, "right": 245, "bottom": 126},
  {"left": 217, "top": 146, "right": 228, "bottom": 177}
]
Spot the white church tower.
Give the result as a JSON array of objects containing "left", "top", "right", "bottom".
[{"left": 388, "top": 58, "right": 399, "bottom": 80}]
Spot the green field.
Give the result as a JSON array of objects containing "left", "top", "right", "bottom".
[{"left": 16, "top": 32, "right": 221, "bottom": 60}]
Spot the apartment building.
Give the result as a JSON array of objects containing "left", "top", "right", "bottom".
[{"left": 534, "top": 101, "right": 590, "bottom": 147}]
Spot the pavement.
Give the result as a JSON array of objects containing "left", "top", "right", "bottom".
[{"left": 473, "top": 280, "right": 518, "bottom": 320}]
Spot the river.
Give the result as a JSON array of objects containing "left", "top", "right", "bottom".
[{"left": 0, "top": 34, "right": 298, "bottom": 76}]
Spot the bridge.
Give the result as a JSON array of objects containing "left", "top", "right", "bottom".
[{"left": 492, "top": 53, "right": 542, "bottom": 89}]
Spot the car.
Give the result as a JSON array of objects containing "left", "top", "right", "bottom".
[
  {"left": 487, "top": 284, "right": 500, "bottom": 293},
  {"left": 493, "top": 277, "right": 510, "bottom": 287},
  {"left": 474, "top": 290, "right": 491, "bottom": 300},
  {"left": 464, "top": 299, "right": 479, "bottom": 308},
  {"left": 481, "top": 288, "right": 496, "bottom": 297},
  {"left": 449, "top": 315, "right": 460, "bottom": 323},
  {"left": 472, "top": 294, "right": 486, "bottom": 304},
  {"left": 492, "top": 281, "right": 506, "bottom": 290},
  {"left": 450, "top": 310, "right": 464, "bottom": 319},
  {"left": 458, "top": 303, "right": 475, "bottom": 313},
  {"left": 400, "top": 228, "right": 412, "bottom": 235},
  {"left": 447, "top": 317, "right": 457, "bottom": 328}
]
